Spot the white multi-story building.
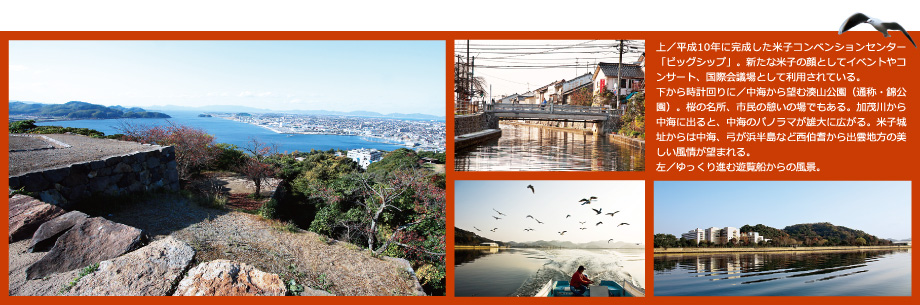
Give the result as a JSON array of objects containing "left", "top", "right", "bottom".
[
  {"left": 347, "top": 148, "right": 383, "bottom": 169},
  {"left": 705, "top": 227, "right": 721, "bottom": 244},
  {"left": 722, "top": 227, "right": 740, "bottom": 244},
  {"left": 745, "top": 231, "right": 765, "bottom": 244},
  {"left": 682, "top": 228, "right": 705, "bottom": 244}
]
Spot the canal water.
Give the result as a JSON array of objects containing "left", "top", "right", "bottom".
[
  {"left": 454, "top": 123, "right": 644, "bottom": 171},
  {"left": 455, "top": 248, "right": 645, "bottom": 297},
  {"left": 653, "top": 249, "right": 911, "bottom": 296}
]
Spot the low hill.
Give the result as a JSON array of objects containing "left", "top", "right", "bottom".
[
  {"left": 9, "top": 101, "right": 171, "bottom": 119},
  {"left": 783, "top": 222, "right": 891, "bottom": 246},
  {"left": 506, "top": 240, "right": 644, "bottom": 249},
  {"left": 454, "top": 227, "right": 500, "bottom": 246}
]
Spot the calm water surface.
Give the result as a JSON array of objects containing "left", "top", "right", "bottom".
[
  {"left": 455, "top": 123, "right": 644, "bottom": 171},
  {"left": 654, "top": 249, "right": 911, "bottom": 296},
  {"left": 35, "top": 111, "right": 406, "bottom": 152},
  {"left": 455, "top": 248, "right": 645, "bottom": 297}
]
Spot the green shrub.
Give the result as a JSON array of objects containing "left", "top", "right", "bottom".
[{"left": 259, "top": 199, "right": 279, "bottom": 219}]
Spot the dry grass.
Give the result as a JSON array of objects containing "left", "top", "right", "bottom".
[{"left": 107, "top": 193, "right": 421, "bottom": 296}]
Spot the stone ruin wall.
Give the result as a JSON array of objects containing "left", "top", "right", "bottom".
[{"left": 8, "top": 146, "right": 180, "bottom": 208}]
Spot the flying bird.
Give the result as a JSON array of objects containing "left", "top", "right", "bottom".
[
  {"left": 566, "top": 215, "right": 571, "bottom": 218},
  {"left": 839, "top": 13, "right": 916, "bottom": 48},
  {"left": 605, "top": 211, "right": 620, "bottom": 217},
  {"left": 608, "top": 239, "right": 614, "bottom": 243},
  {"left": 493, "top": 209, "right": 506, "bottom": 216},
  {"left": 492, "top": 216, "right": 502, "bottom": 220},
  {"left": 579, "top": 198, "right": 591, "bottom": 205},
  {"left": 589, "top": 196, "right": 597, "bottom": 200},
  {"left": 579, "top": 221, "right": 587, "bottom": 225},
  {"left": 490, "top": 228, "right": 498, "bottom": 232},
  {"left": 596, "top": 221, "right": 604, "bottom": 226},
  {"left": 618, "top": 223, "right": 630, "bottom": 227},
  {"left": 527, "top": 185, "right": 535, "bottom": 193},
  {"left": 592, "top": 208, "right": 602, "bottom": 215},
  {"left": 473, "top": 226, "right": 481, "bottom": 231},
  {"left": 579, "top": 227, "right": 587, "bottom": 230},
  {"left": 535, "top": 218, "right": 544, "bottom": 224},
  {"left": 558, "top": 231, "right": 567, "bottom": 235},
  {"left": 524, "top": 228, "right": 534, "bottom": 231},
  {"left": 526, "top": 215, "right": 534, "bottom": 219}
]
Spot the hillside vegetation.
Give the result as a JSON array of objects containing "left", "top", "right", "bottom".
[{"left": 9, "top": 101, "right": 170, "bottom": 119}]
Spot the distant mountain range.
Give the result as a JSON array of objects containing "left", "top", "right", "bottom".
[
  {"left": 455, "top": 227, "right": 644, "bottom": 249},
  {"left": 146, "top": 104, "right": 445, "bottom": 120},
  {"left": 9, "top": 101, "right": 170, "bottom": 119}
]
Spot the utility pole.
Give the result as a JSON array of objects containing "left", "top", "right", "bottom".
[
  {"left": 616, "top": 40, "right": 623, "bottom": 111},
  {"left": 467, "top": 40, "right": 471, "bottom": 109}
]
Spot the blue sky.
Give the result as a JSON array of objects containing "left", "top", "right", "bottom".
[
  {"left": 654, "top": 181, "right": 912, "bottom": 240},
  {"left": 9, "top": 40, "right": 445, "bottom": 116},
  {"left": 455, "top": 180, "right": 645, "bottom": 244}
]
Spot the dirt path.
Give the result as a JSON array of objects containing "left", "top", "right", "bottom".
[{"left": 105, "top": 193, "right": 424, "bottom": 296}]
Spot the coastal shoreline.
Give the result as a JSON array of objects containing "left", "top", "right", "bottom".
[
  {"left": 653, "top": 245, "right": 910, "bottom": 254},
  {"left": 219, "top": 116, "right": 422, "bottom": 150}
]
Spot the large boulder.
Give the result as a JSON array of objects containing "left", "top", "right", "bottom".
[
  {"left": 28, "top": 210, "right": 89, "bottom": 252},
  {"left": 9, "top": 195, "right": 66, "bottom": 242},
  {"left": 25, "top": 217, "right": 146, "bottom": 280},
  {"left": 67, "top": 237, "right": 195, "bottom": 296},
  {"left": 172, "top": 260, "right": 286, "bottom": 296}
]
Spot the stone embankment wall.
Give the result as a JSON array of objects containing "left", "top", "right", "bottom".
[
  {"left": 454, "top": 113, "right": 498, "bottom": 136},
  {"left": 653, "top": 245, "right": 911, "bottom": 254},
  {"left": 8, "top": 146, "right": 179, "bottom": 208}
]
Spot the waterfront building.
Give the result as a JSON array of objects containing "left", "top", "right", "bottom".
[
  {"left": 682, "top": 228, "right": 705, "bottom": 245},
  {"left": 347, "top": 148, "right": 383, "bottom": 169}
]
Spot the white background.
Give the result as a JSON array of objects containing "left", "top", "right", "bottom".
[{"left": 2, "top": 0, "right": 918, "bottom": 31}]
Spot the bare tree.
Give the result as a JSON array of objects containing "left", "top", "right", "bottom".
[{"left": 239, "top": 138, "right": 279, "bottom": 198}]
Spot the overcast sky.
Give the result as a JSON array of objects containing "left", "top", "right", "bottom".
[
  {"left": 455, "top": 180, "right": 645, "bottom": 244},
  {"left": 455, "top": 40, "right": 644, "bottom": 99},
  {"left": 655, "top": 181, "right": 911, "bottom": 240},
  {"left": 9, "top": 40, "right": 445, "bottom": 116}
]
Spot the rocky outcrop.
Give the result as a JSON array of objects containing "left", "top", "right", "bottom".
[
  {"left": 172, "top": 260, "right": 286, "bottom": 296},
  {"left": 9, "top": 195, "right": 66, "bottom": 242},
  {"left": 67, "top": 237, "right": 195, "bottom": 296},
  {"left": 28, "top": 210, "right": 89, "bottom": 252},
  {"left": 384, "top": 257, "right": 427, "bottom": 296},
  {"left": 26, "top": 217, "right": 146, "bottom": 280}
]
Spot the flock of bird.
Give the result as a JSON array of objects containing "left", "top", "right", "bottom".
[{"left": 472, "top": 184, "right": 631, "bottom": 244}]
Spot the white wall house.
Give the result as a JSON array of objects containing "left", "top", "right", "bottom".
[{"left": 347, "top": 148, "right": 383, "bottom": 169}]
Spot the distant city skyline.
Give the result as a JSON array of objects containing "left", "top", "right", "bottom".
[
  {"left": 9, "top": 40, "right": 445, "bottom": 116},
  {"left": 655, "top": 181, "right": 912, "bottom": 240},
  {"left": 455, "top": 180, "right": 645, "bottom": 244}
]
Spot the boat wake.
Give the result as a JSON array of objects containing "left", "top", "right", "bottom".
[{"left": 513, "top": 249, "right": 644, "bottom": 296}]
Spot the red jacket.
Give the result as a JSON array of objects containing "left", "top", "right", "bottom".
[{"left": 571, "top": 270, "right": 590, "bottom": 287}]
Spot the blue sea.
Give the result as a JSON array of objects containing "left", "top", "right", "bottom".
[{"left": 35, "top": 111, "right": 406, "bottom": 153}]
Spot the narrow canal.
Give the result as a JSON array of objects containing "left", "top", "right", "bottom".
[{"left": 455, "top": 123, "right": 644, "bottom": 171}]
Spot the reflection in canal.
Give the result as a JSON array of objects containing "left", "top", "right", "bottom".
[
  {"left": 455, "top": 123, "right": 644, "bottom": 171},
  {"left": 654, "top": 249, "right": 911, "bottom": 296}
]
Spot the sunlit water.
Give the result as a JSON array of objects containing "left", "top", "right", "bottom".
[
  {"left": 654, "top": 249, "right": 911, "bottom": 296},
  {"left": 33, "top": 111, "right": 407, "bottom": 152},
  {"left": 455, "top": 248, "right": 645, "bottom": 297},
  {"left": 455, "top": 123, "right": 644, "bottom": 171}
]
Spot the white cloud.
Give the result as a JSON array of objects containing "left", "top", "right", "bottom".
[{"left": 239, "top": 91, "right": 272, "bottom": 97}]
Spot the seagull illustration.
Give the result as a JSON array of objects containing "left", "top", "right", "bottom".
[
  {"left": 839, "top": 13, "right": 916, "bottom": 48},
  {"left": 618, "top": 223, "right": 630, "bottom": 227},
  {"left": 608, "top": 239, "right": 614, "bottom": 243},
  {"left": 605, "top": 211, "right": 620, "bottom": 217},
  {"left": 473, "top": 226, "right": 481, "bottom": 231},
  {"left": 492, "top": 216, "right": 502, "bottom": 220},
  {"left": 566, "top": 215, "right": 571, "bottom": 218},
  {"left": 490, "top": 228, "right": 498, "bottom": 232},
  {"left": 526, "top": 184, "right": 535, "bottom": 193},
  {"left": 558, "top": 231, "right": 567, "bottom": 235},
  {"left": 596, "top": 221, "right": 604, "bottom": 226},
  {"left": 591, "top": 208, "right": 602, "bottom": 215},
  {"left": 493, "top": 209, "right": 506, "bottom": 216}
]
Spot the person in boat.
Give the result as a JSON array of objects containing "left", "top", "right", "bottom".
[{"left": 570, "top": 266, "right": 594, "bottom": 296}]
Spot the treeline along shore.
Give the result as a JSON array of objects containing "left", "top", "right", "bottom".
[{"left": 654, "top": 245, "right": 910, "bottom": 254}]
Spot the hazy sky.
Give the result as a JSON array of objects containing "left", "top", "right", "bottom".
[
  {"left": 455, "top": 180, "right": 645, "bottom": 244},
  {"left": 655, "top": 181, "right": 912, "bottom": 240},
  {"left": 455, "top": 40, "right": 644, "bottom": 99},
  {"left": 9, "top": 40, "right": 445, "bottom": 116}
]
